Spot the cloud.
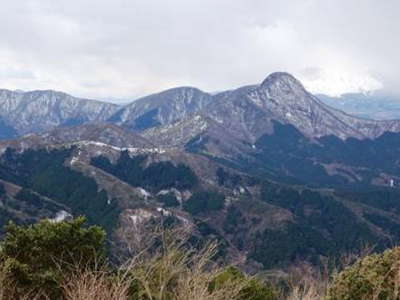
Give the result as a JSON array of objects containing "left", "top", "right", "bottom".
[{"left": 0, "top": 0, "right": 399, "bottom": 99}]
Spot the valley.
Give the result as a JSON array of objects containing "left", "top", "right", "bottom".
[{"left": 1, "top": 72, "right": 400, "bottom": 272}]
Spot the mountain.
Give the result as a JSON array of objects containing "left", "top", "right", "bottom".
[
  {"left": 109, "top": 87, "right": 214, "bottom": 130},
  {"left": 207, "top": 72, "right": 400, "bottom": 141},
  {"left": 0, "top": 117, "right": 17, "bottom": 140},
  {"left": 318, "top": 92, "right": 400, "bottom": 120},
  {"left": 135, "top": 73, "right": 400, "bottom": 187},
  {"left": 3, "top": 72, "right": 400, "bottom": 272},
  {"left": 0, "top": 89, "right": 119, "bottom": 136}
]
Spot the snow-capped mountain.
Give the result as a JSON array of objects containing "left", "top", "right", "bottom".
[{"left": 0, "top": 89, "right": 119, "bottom": 136}]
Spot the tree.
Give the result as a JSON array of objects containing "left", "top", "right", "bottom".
[
  {"left": 0, "top": 216, "right": 105, "bottom": 298},
  {"left": 327, "top": 246, "right": 400, "bottom": 299}
]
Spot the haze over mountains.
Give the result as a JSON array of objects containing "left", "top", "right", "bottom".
[
  {"left": 319, "top": 92, "right": 400, "bottom": 120},
  {"left": 2, "top": 72, "right": 400, "bottom": 270}
]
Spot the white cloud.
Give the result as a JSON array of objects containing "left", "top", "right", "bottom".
[{"left": 0, "top": 0, "right": 398, "bottom": 99}]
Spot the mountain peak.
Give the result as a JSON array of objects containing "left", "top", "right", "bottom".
[{"left": 260, "top": 72, "right": 305, "bottom": 91}]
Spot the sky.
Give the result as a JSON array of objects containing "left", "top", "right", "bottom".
[{"left": 0, "top": 0, "right": 399, "bottom": 101}]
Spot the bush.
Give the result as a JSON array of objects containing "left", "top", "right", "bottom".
[
  {"left": 0, "top": 217, "right": 105, "bottom": 298},
  {"left": 118, "top": 225, "right": 274, "bottom": 300},
  {"left": 0, "top": 217, "right": 277, "bottom": 299},
  {"left": 211, "top": 266, "right": 277, "bottom": 300},
  {"left": 327, "top": 247, "right": 400, "bottom": 299}
]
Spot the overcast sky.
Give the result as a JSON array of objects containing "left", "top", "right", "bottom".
[{"left": 0, "top": 0, "right": 399, "bottom": 100}]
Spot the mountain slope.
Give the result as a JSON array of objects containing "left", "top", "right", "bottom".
[
  {"left": 0, "top": 89, "right": 119, "bottom": 136},
  {"left": 109, "top": 87, "right": 213, "bottom": 130},
  {"left": 206, "top": 72, "right": 400, "bottom": 141},
  {"left": 3, "top": 72, "right": 400, "bottom": 271},
  {"left": 1, "top": 136, "right": 400, "bottom": 271}
]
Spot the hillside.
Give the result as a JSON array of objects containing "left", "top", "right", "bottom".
[{"left": 1, "top": 73, "right": 400, "bottom": 271}]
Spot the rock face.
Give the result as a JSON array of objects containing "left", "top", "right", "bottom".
[{"left": 0, "top": 89, "right": 119, "bottom": 135}]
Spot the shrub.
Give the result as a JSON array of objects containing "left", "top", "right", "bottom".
[
  {"left": 0, "top": 217, "right": 105, "bottom": 298},
  {"left": 211, "top": 266, "right": 277, "bottom": 300},
  {"left": 121, "top": 225, "right": 276, "bottom": 300},
  {"left": 327, "top": 246, "right": 400, "bottom": 300},
  {"left": 0, "top": 217, "right": 277, "bottom": 299}
]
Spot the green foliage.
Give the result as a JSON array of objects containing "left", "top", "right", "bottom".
[
  {"left": 0, "top": 148, "right": 120, "bottom": 233},
  {"left": 327, "top": 247, "right": 400, "bottom": 300},
  {"left": 91, "top": 151, "right": 198, "bottom": 191},
  {"left": 211, "top": 267, "right": 277, "bottom": 300},
  {"left": 0, "top": 217, "right": 105, "bottom": 298},
  {"left": 250, "top": 223, "right": 329, "bottom": 269},
  {"left": 15, "top": 188, "right": 43, "bottom": 209},
  {"left": 251, "top": 121, "right": 400, "bottom": 186},
  {"left": 335, "top": 187, "right": 400, "bottom": 214},
  {"left": 251, "top": 182, "right": 377, "bottom": 268},
  {"left": 183, "top": 191, "right": 225, "bottom": 215},
  {"left": 223, "top": 206, "right": 244, "bottom": 234},
  {"left": 364, "top": 213, "right": 400, "bottom": 238},
  {"left": 15, "top": 188, "right": 65, "bottom": 214},
  {"left": 0, "top": 207, "right": 20, "bottom": 234}
]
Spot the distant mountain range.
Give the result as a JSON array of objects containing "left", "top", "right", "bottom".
[
  {"left": 2, "top": 72, "right": 400, "bottom": 271},
  {"left": 318, "top": 92, "right": 400, "bottom": 120},
  {"left": 2, "top": 74, "right": 400, "bottom": 139}
]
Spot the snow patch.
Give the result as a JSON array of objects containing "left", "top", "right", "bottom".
[
  {"left": 75, "top": 140, "right": 166, "bottom": 154},
  {"left": 157, "top": 207, "right": 172, "bottom": 216},
  {"left": 136, "top": 187, "right": 151, "bottom": 199},
  {"left": 50, "top": 210, "right": 72, "bottom": 223},
  {"left": 129, "top": 209, "right": 155, "bottom": 226}
]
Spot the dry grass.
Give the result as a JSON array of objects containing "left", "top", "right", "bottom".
[
  {"left": 282, "top": 247, "right": 373, "bottom": 300},
  {"left": 61, "top": 268, "right": 131, "bottom": 300},
  {"left": 56, "top": 225, "right": 244, "bottom": 300},
  {"left": 282, "top": 262, "right": 329, "bottom": 300},
  {"left": 3, "top": 220, "right": 382, "bottom": 300},
  {"left": 121, "top": 227, "right": 245, "bottom": 300}
]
